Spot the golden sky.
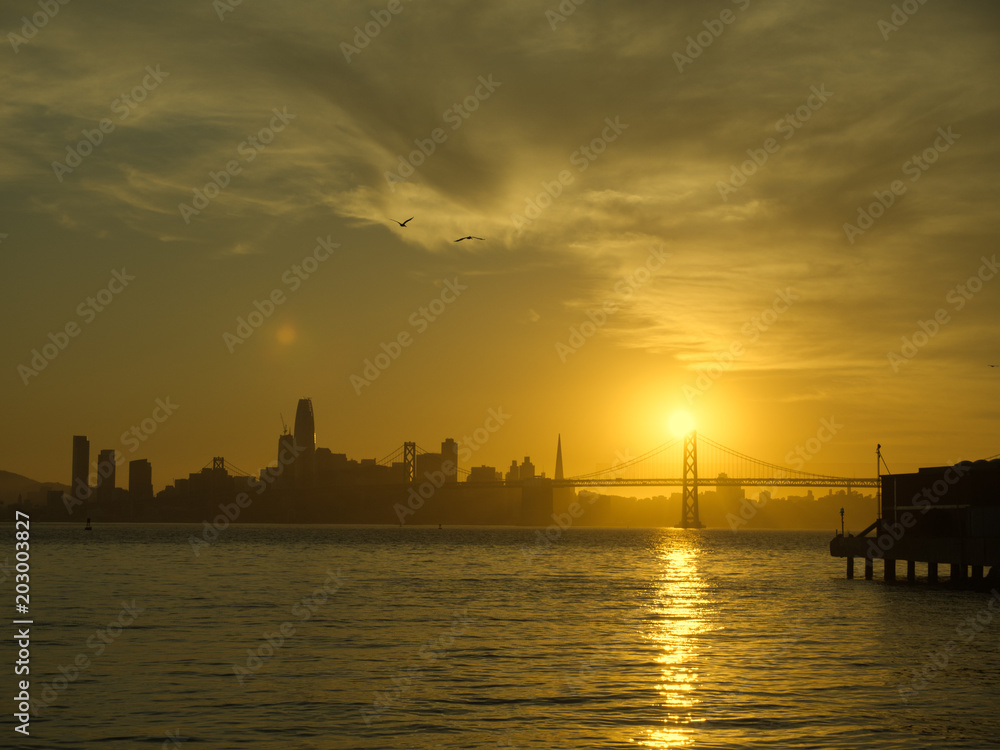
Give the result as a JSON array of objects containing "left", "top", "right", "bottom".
[{"left": 2, "top": 0, "right": 998, "bottom": 490}]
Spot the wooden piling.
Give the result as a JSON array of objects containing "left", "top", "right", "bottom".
[{"left": 950, "top": 562, "right": 966, "bottom": 582}]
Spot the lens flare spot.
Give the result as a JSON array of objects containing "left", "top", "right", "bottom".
[{"left": 277, "top": 325, "right": 297, "bottom": 345}]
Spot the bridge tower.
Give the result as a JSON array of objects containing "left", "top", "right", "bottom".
[
  {"left": 403, "top": 442, "right": 416, "bottom": 484},
  {"left": 679, "top": 432, "right": 703, "bottom": 528}
]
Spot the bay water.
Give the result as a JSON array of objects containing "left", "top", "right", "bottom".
[{"left": 18, "top": 524, "right": 1000, "bottom": 748}]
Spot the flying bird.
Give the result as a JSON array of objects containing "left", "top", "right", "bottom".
[
  {"left": 454, "top": 236, "right": 485, "bottom": 242},
  {"left": 990, "top": 364, "right": 999, "bottom": 367},
  {"left": 391, "top": 217, "right": 414, "bottom": 227}
]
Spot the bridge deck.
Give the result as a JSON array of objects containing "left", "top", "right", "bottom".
[{"left": 451, "top": 477, "right": 879, "bottom": 488}]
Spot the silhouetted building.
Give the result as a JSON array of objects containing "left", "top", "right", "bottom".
[
  {"left": 503, "top": 457, "right": 536, "bottom": 483},
  {"left": 315, "top": 448, "right": 348, "bottom": 481},
  {"left": 416, "top": 451, "right": 444, "bottom": 481},
  {"left": 832, "top": 458, "right": 1000, "bottom": 583},
  {"left": 441, "top": 438, "right": 459, "bottom": 482},
  {"left": 552, "top": 434, "right": 577, "bottom": 517},
  {"left": 881, "top": 459, "right": 1000, "bottom": 537},
  {"left": 521, "top": 477, "right": 554, "bottom": 525},
  {"left": 555, "top": 434, "right": 564, "bottom": 481},
  {"left": 519, "top": 456, "right": 536, "bottom": 481},
  {"left": 468, "top": 465, "right": 501, "bottom": 482},
  {"left": 294, "top": 398, "right": 316, "bottom": 487},
  {"left": 96, "top": 449, "right": 116, "bottom": 504},
  {"left": 188, "top": 458, "right": 235, "bottom": 510},
  {"left": 129, "top": 459, "right": 153, "bottom": 500},
  {"left": 714, "top": 473, "right": 745, "bottom": 505},
  {"left": 276, "top": 430, "right": 298, "bottom": 487},
  {"left": 415, "top": 439, "right": 459, "bottom": 484},
  {"left": 72, "top": 435, "right": 90, "bottom": 503}
]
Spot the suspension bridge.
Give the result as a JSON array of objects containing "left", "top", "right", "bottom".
[{"left": 375, "top": 432, "right": 879, "bottom": 528}]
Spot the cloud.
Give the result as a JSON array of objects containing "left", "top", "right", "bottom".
[{"left": 2, "top": 0, "right": 999, "bottom": 481}]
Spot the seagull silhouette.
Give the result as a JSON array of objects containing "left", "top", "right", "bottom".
[
  {"left": 391, "top": 217, "right": 414, "bottom": 227},
  {"left": 990, "top": 364, "right": 999, "bottom": 367},
  {"left": 454, "top": 236, "right": 485, "bottom": 242}
]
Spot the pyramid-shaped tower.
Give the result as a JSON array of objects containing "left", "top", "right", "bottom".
[{"left": 555, "top": 434, "right": 564, "bottom": 481}]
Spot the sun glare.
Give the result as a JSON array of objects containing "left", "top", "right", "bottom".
[{"left": 668, "top": 410, "right": 696, "bottom": 438}]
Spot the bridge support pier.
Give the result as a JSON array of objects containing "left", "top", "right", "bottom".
[
  {"left": 846, "top": 556, "right": 854, "bottom": 579},
  {"left": 928, "top": 562, "right": 938, "bottom": 583},
  {"left": 864, "top": 556, "right": 873, "bottom": 580},
  {"left": 907, "top": 560, "right": 916, "bottom": 583}
]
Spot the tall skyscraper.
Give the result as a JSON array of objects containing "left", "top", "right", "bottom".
[
  {"left": 519, "top": 457, "right": 536, "bottom": 481},
  {"left": 129, "top": 459, "right": 153, "bottom": 500},
  {"left": 441, "top": 438, "right": 458, "bottom": 482},
  {"left": 552, "top": 434, "right": 576, "bottom": 516},
  {"left": 294, "top": 398, "right": 315, "bottom": 451},
  {"left": 96, "top": 449, "right": 116, "bottom": 503},
  {"left": 294, "top": 398, "right": 316, "bottom": 487},
  {"left": 71, "top": 435, "right": 90, "bottom": 502},
  {"left": 276, "top": 429, "right": 297, "bottom": 487},
  {"left": 555, "top": 434, "right": 564, "bottom": 481},
  {"left": 505, "top": 460, "right": 519, "bottom": 484}
]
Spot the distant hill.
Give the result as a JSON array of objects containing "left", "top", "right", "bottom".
[{"left": 0, "top": 470, "right": 71, "bottom": 506}]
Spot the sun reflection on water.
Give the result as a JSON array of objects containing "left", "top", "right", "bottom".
[{"left": 641, "top": 531, "right": 714, "bottom": 748}]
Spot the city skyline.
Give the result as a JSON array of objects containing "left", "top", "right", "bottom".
[
  {"left": 32, "top": 395, "right": 936, "bottom": 504},
  {"left": 21, "top": 406, "right": 888, "bottom": 531},
  {"left": 9, "top": 386, "right": 997, "bottom": 496},
  {"left": 54, "top": 398, "right": 561, "bottom": 496}
]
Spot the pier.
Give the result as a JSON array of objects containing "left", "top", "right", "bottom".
[{"left": 830, "top": 458, "right": 1000, "bottom": 585}]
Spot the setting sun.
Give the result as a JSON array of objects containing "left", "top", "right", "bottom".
[{"left": 668, "top": 410, "right": 696, "bottom": 438}]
